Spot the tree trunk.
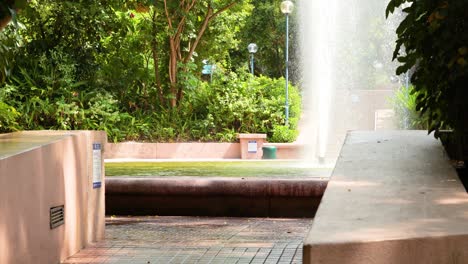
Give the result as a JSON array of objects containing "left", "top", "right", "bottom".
[
  {"left": 0, "top": 0, "right": 16, "bottom": 30},
  {"left": 0, "top": 16, "right": 11, "bottom": 30},
  {"left": 163, "top": 0, "right": 237, "bottom": 108},
  {"left": 151, "top": 10, "right": 164, "bottom": 106},
  {"left": 169, "top": 37, "right": 178, "bottom": 107}
]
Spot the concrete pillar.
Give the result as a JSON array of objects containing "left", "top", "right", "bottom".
[{"left": 237, "top": 134, "right": 267, "bottom": 159}]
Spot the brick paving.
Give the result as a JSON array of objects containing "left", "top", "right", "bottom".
[{"left": 63, "top": 216, "right": 312, "bottom": 264}]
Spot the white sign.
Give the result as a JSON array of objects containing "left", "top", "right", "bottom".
[
  {"left": 248, "top": 140, "right": 257, "bottom": 153},
  {"left": 92, "top": 143, "right": 102, "bottom": 188}
]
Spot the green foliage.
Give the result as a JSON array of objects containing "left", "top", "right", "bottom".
[
  {"left": 146, "top": 71, "right": 301, "bottom": 142},
  {"left": 390, "top": 85, "right": 428, "bottom": 130},
  {"left": 194, "top": 71, "right": 300, "bottom": 139},
  {"left": 0, "top": 0, "right": 301, "bottom": 143},
  {"left": 194, "top": 1, "right": 253, "bottom": 67},
  {"left": 0, "top": 101, "right": 19, "bottom": 132},
  {"left": 0, "top": 69, "right": 300, "bottom": 142},
  {"left": 229, "top": 0, "right": 300, "bottom": 83},
  {"left": 95, "top": 8, "right": 162, "bottom": 110},
  {"left": 0, "top": 12, "right": 23, "bottom": 83},
  {"left": 386, "top": 1, "right": 468, "bottom": 138},
  {"left": 14, "top": 0, "right": 122, "bottom": 84},
  {"left": 271, "top": 125, "right": 298, "bottom": 143}
]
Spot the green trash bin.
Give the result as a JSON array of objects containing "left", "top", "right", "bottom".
[{"left": 262, "top": 146, "right": 277, "bottom": 159}]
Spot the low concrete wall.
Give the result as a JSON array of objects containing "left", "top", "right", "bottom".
[
  {"left": 105, "top": 142, "right": 303, "bottom": 160},
  {"left": 264, "top": 143, "right": 304, "bottom": 159},
  {"left": 303, "top": 131, "right": 468, "bottom": 263},
  {"left": 106, "top": 177, "right": 327, "bottom": 217},
  {"left": 0, "top": 131, "right": 106, "bottom": 264},
  {"left": 105, "top": 142, "right": 241, "bottom": 159},
  {"left": 302, "top": 89, "right": 397, "bottom": 164}
]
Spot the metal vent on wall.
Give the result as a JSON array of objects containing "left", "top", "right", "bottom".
[{"left": 50, "top": 205, "right": 64, "bottom": 229}]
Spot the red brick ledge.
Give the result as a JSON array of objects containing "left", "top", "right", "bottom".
[
  {"left": 105, "top": 177, "right": 328, "bottom": 217},
  {"left": 106, "top": 177, "right": 327, "bottom": 197}
]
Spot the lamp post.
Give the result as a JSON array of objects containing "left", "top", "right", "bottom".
[
  {"left": 281, "top": 0, "right": 294, "bottom": 126},
  {"left": 247, "top": 43, "right": 258, "bottom": 75}
]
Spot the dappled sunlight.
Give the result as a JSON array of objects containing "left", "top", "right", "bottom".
[
  {"left": 330, "top": 179, "right": 380, "bottom": 188},
  {"left": 0, "top": 133, "right": 66, "bottom": 159},
  {"left": 66, "top": 216, "right": 309, "bottom": 263},
  {"left": 434, "top": 192, "right": 468, "bottom": 205},
  {"left": 321, "top": 216, "right": 468, "bottom": 244}
]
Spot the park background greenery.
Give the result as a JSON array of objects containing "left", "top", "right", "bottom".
[
  {"left": 387, "top": 0, "right": 468, "bottom": 159},
  {"left": 0, "top": 0, "right": 301, "bottom": 142}
]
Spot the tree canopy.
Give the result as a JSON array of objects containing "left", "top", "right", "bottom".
[
  {"left": 0, "top": 0, "right": 301, "bottom": 142},
  {"left": 387, "top": 0, "right": 468, "bottom": 139}
]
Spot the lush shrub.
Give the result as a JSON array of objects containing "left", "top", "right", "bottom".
[
  {"left": 0, "top": 71, "right": 302, "bottom": 143},
  {"left": 184, "top": 70, "right": 301, "bottom": 142},
  {"left": 270, "top": 125, "right": 298, "bottom": 143},
  {"left": 132, "top": 70, "right": 302, "bottom": 143},
  {"left": 0, "top": 1, "right": 301, "bottom": 143},
  {"left": 0, "top": 101, "right": 19, "bottom": 132},
  {"left": 390, "top": 85, "right": 428, "bottom": 130},
  {"left": 0, "top": 84, "right": 133, "bottom": 141}
]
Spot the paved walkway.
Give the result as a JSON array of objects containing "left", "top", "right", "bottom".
[{"left": 63, "top": 216, "right": 312, "bottom": 264}]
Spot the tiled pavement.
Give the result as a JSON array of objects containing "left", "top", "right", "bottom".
[{"left": 63, "top": 216, "right": 312, "bottom": 264}]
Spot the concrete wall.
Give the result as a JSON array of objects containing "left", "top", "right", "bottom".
[
  {"left": 264, "top": 143, "right": 304, "bottom": 159},
  {"left": 105, "top": 142, "right": 305, "bottom": 160},
  {"left": 327, "top": 89, "right": 397, "bottom": 160},
  {"left": 105, "top": 142, "right": 241, "bottom": 159},
  {"left": 302, "top": 89, "right": 397, "bottom": 164},
  {"left": 0, "top": 131, "right": 106, "bottom": 264}
]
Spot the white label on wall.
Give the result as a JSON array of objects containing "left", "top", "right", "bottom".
[
  {"left": 248, "top": 140, "right": 257, "bottom": 153},
  {"left": 92, "top": 143, "right": 102, "bottom": 188}
]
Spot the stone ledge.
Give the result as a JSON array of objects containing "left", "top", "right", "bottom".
[
  {"left": 106, "top": 177, "right": 327, "bottom": 197},
  {"left": 105, "top": 141, "right": 305, "bottom": 160},
  {"left": 303, "top": 131, "right": 468, "bottom": 263},
  {"left": 264, "top": 142, "right": 304, "bottom": 148},
  {"left": 237, "top": 133, "right": 267, "bottom": 139},
  {"left": 264, "top": 142, "right": 304, "bottom": 159},
  {"left": 105, "top": 142, "right": 241, "bottom": 159}
]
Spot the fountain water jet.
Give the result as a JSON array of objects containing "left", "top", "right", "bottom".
[
  {"left": 298, "top": 0, "right": 339, "bottom": 165},
  {"left": 297, "top": 0, "right": 402, "bottom": 166}
]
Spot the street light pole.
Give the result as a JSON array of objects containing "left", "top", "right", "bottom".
[
  {"left": 250, "top": 53, "right": 255, "bottom": 75},
  {"left": 285, "top": 12, "right": 290, "bottom": 126},
  {"left": 281, "top": 1, "right": 294, "bottom": 126},
  {"left": 247, "top": 43, "right": 258, "bottom": 75}
]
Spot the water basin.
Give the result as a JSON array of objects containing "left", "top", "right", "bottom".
[{"left": 105, "top": 160, "right": 332, "bottom": 178}]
